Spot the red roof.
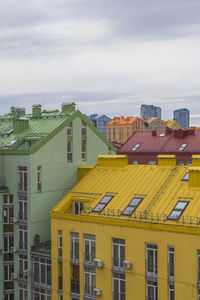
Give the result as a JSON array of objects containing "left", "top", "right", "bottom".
[{"left": 118, "top": 128, "right": 200, "bottom": 153}]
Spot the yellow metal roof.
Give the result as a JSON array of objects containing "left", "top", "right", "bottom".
[{"left": 52, "top": 155, "right": 200, "bottom": 229}]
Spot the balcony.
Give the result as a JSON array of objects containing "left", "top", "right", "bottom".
[{"left": 71, "top": 279, "right": 80, "bottom": 294}]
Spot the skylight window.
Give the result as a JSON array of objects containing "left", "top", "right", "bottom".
[
  {"left": 93, "top": 195, "right": 114, "bottom": 213},
  {"left": 6, "top": 139, "right": 18, "bottom": 148},
  {"left": 132, "top": 144, "right": 141, "bottom": 151},
  {"left": 121, "top": 197, "right": 143, "bottom": 216},
  {"left": 168, "top": 201, "right": 189, "bottom": 220},
  {"left": 182, "top": 172, "right": 189, "bottom": 181},
  {"left": 178, "top": 143, "right": 187, "bottom": 151},
  {"left": 159, "top": 133, "right": 165, "bottom": 137}
]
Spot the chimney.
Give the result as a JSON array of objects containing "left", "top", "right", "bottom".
[
  {"left": 166, "top": 127, "right": 172, "bottom": 135},
  {"left": 32, "top": 104, "right": 42, "bottom": 118},
  {"left": 157, "top": 155, "right": 176, "bottom": 166},
  {"left": 97, "top": 155, "right": 128, "bottom": 168},
  {"left": 61, "top": 102, "right": 76, "bottom": 114},
  {"left": 152, "top": 130, "right": 156, "bottom": 136},
  {"left": 11, "top": 107, "right": 25, "bottom": 118},
  {"left": 13, "top": 117, "right": 29, "bottom": 134},
  {"left": 173, "top": 129, "right": 186, "bottom": 139}
]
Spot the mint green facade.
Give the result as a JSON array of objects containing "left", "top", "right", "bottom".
[{"left": 0, "top": 103, "right": 116, "bottom": 300}]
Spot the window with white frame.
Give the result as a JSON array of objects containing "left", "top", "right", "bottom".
[
  {"left": 112, "top": 238, "right": 125, "bottom": 268},
  {"left": 19, "top": 285, "right": 28, "bottom": 300},
  {"left": 121, "top": 197, "right": 143, "bottom": 216},
  {"left": 132, "top": 144, "right": 141, "bottom": 151},
  {"left": 113, "top": 272, "right": 125, "bottom": 300},
  {"left": 18, "top": 167, "right": 27, "bottom": 192},
  {"left": 198, "top": 289, "right": 200, "bottom": 300},
  {"left": 34, "top": 288, "right": 51, "bottom": 300},
  {"left": 146, "top": 243, "right": 157, "bottom": 277},
  {"left": 168, "top": 246, "right": 174, "bottom": 279},
  {"left": 58, "top": 294, "right": 63, "bottom": 300},
  {"left": 108, "top": 128, "right": 111, "bottom": 141},
  {"left": 3, "top": 207, "right": 13, "bottom": 224},
  {"left": 67, "top": 122, "right": 72, "bottom": 162},
  {"left": 33, "top": 257, "right": 51, "bottom": 285},
  {"left": 92, "top": 195, "right": 113, "bottom": 213},
  {"left": 58, "top": 230, "right": 62, "bottom": 258},
  {"left": 127, "top": 127, "right": 129, "bottom": 139},
  {"left": 198, "top": 250, "right": 200, "bottom": 283},
  {"left": 169, "top": 284, "right": 174, "bottom": 300},
  {"left": 84, "top": 234, "right": 95, "bottom": 264},
  {"left": 19, "top": 196, "right": 27, "bottom": 222},
  {"left": 19, "top": 254, "right": 28, "bottom": 280},
  {"left": 37, "top": 166, "right": 42, "bottom": 192},
  {"left": 4, "top": 235, "right": 14, "bottom": 262},
  {"left": 146, "top": 280, "right": 157, "bottom": 300},
  {"left": 84, "top": 267, "right": 96, "bottom": 296},
  {"left": 178, "top": 143, "right": 187, "bottom": 151},
  {"left": 81, "top": 121, "right": 87, "bottom": 160},
  {"left": 3, "top": 194, "right": 13, "bottom": 204},
  {"left": 4, "top": 264, "right": 14, "bottom": 282},
  {"left": 71, "top": 232, "right": 79, "bottom": 261},
  {"left": 73, "top": 201, "right": 84, "bottom": 215},
  {"left": 168, "top": 201, "right": 189, "bottom": 221},
  {"left": 4, "top": 293, "right": 14, "bottom": 300},
  {"left": 113, "top": 128, "right": 116, "bottom": 141},
  {"left": 19, "top": 225, "right": 27, "bottom": 250}
]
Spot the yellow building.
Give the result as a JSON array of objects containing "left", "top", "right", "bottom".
[
  {"left": 51, "top": 154, "right": 200, "bottom": 300},
  {"left": 164, "top": 120, "right": 181, "bottom": 129}
]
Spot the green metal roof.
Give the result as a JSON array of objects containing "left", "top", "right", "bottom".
[{"left": 0, "top": 106, "right": 116, "bottom": 155}]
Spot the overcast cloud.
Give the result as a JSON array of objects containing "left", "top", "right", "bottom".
[{"left": 0, "top": 0, "right": 200, "bottom": 124}]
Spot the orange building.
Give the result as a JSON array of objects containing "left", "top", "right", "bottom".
[{"left": 107, "top": 116, "right": 145, "bottom": 144}]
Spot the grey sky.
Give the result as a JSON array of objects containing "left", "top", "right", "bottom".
[{"left": 0, "top": 0, "right": 200, "bottom": 124}]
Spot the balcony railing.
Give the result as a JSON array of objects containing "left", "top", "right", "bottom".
[{"left": 71, "top": 279, "right": 80, "bottom": 294}]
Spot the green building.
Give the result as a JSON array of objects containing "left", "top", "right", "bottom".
[{"left": 0, "top": 102, "right": 116, "bottom": 300}]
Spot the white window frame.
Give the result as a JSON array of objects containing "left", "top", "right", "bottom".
[
  {"left": 19, "top": 286, "right": 28, "bottom": 300},
  {"left": 168, "top": 246, "right": 174, "bottom": 279},
  {"left": 3, "top": 207, "right": 13, "bottom": 224},
  {"left": 4, "top": 235, "right": 14, "bottom": 253},
  {"left": 67, "top": 122, "right": 73, "bottom": 162},
  {"left": 4, "top": 265, "right": 13, "bottom": 281},
  {"left": 112, "top": 272, "right": 125, "bottom": 300},
  {"left": 84, "top": 268, "right": 96, "bottom": 296},
  {"left": 19, "top": 254, "right": 28, "bottom": 280},
  {"left": 33, "top": 257, "right": 51, "bottom": 286},
  {"left": 18, "top": 167, "right": 27, "bottom": 192},
  {"left": 146, "top": 243, "right": 157, "bottom": 277},
  {"left": 169, "top": 284, "right": 174, "bottom": 300},
  {"left": 58, "top": 230, "right": 62, "bottom": 257},
  {"left": 81, "top": 121, "right": 87, "bottom": 161},
  {"left": 19, "top": 198, "right": 27, "bottom": 222},
  {"left": 34, "top": 288, "right": 51, "bottom": 300},
  {"left": 146, "top": 280, "right": 157, "bottom": 300},
  {"left": 71, "top": 232, "right": 79, "bottom": 261},
  {"left": 84, "top": 235, "right": 95, "bottom": 264},
  {"left": 19, "top": 225, "right": 28, "bottom": 250},
  {"left": 37, "top": 166, "right": 42, "bottom": 192},
  {"left": 112, "top": 239, "right": 125, "bottom": 268},
  {"left": 3, "top": 194, "right": 13, "bottom": 204},
  {"left": 73, "top": 201, "right": 84, "bottom": 215}
]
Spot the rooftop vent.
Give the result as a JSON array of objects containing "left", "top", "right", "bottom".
[
  {"left": 97, "top": 155, "right": 128, "bottom": 168},
  {"left": 157, "top": 155, "right": 176, "bottom": 166},
  {"left": 32, "top": 104, "right": 42, "bottom": 118},
  {"left": 61, "top": 102, "right": 76, "bottom": 114}
]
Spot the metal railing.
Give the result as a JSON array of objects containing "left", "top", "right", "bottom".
[{"left": 81, "top": 207, "right": 200, "bottom": 228}]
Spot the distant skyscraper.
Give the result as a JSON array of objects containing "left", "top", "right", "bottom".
[
  {"left": 140, "top": 104, "right": 161, "bottom": 119},
  {"left": 173, "top": 108, "right": 190, "bottom": 129}
]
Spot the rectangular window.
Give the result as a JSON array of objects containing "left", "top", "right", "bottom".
[
  {"left": 73, "top": 201, "right": 84, "bottom": 215},
  {"left": 71, "top": 232, "right": 79, "bottom": 262},
  {"left": 58, "top": 230, "right": 62, "bottom": 258},
  {"left": 84, "top": 234, "right": 96, "bottom": 264},
  {"left": 19, "top": 225, "right": 27, "bottom": 250},
  {"left": 37, "top": 166, "right": 42, "bottom": 192},
  {"left": 4, "top": 264, "right": 14, "bottom": 290},
  {"left": 19, "top": 285, "right": 28, "bottom": 300},
  {"left": 132, "top": 144, "right": 141, "bottom": 151},
  {"left": 127, "top": 127, "right": 129, "bottom": 139},
  {"left": 3, "top": 207, "right": 13, "bottom": 224},
  {"left": 198, "top": 250, "right": 200, "bottom": 283},
  {"left": 18, "top": 167, "right": 27, "bottom": 192},
  {"left": 81, "top": 121, "right": 87, "bottom": 161},
  {"left": 92, "top": 195, "right": 114, "bottom": 213},
  {"left": 67, "top": 122, "right": 72, "bottom": 162},
  {"left": 3, "top": 194, "right": 13, "bottom": 204},
  {"left": 84, "top": 267, "right": 96, "bottom": 296},
  {"left": 34, "top": 288, "right": 51, "bottom": 300},
  {"left": 112, "top": 238, "right": 125, "bottom": 268},
  {"left": 178, "top": 143, "right": 187, "bottom": 151},
  {"left": 169, "top": 284, "right": 175, "bottom": 300},
  {"left": 121, "top": 197, "right": 143, "bottom": 216},
  {"left": 113, "top": 128, "right": 116, "bottom": 141},
  {"left": 168, "top": 201, "right": 189, "bottom": 220},
  {"left": 146, "top": 243, "right": 157, "bottom": 277},
  {"left": 113, "top": 272, "right": 125, "bottom": 300},
  {"left": 148, "top": 161, "right": 156, "bottom": 165},
  {"left": 4, "top": 235, "right": 14, "bottom": 262},
  {"left": 33, "top": 257, "right": 51, "bottom": 286},
  {"left": 119, "top": 128, "right": 122, "bottom": 143},
  {"left": 109, "top": 128, "right": 111, "bottom": 141},
  {"left": 147, "top": 280, "right": 157, "bottom": 300},
  {"left": 19, "top": 254, "right": 28, "bottom": 280},
  {"left": 168, "top": 246, "right": 174, "bottom": 279},
  {"left": 19, "top": 196, "right": 27, "bottom": 222}
]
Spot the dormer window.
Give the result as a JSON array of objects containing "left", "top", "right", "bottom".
[
  {"left": 168, "top": 201, "right": 189, "bottom": 220},
  {"left": 93, "top": 195, "right": 113, "bottom": 213},
  {"left": 182, "top": 172, "right": 189, "bottom": 181},
  {"left": 132, "top": 144, "right": 141, "bottom": 151},
  {"left": 178, "top": 144, "right": 187, "bottom": 151},
  {"left": 73, "top": 201, "right": 84, "bottom": 215}
]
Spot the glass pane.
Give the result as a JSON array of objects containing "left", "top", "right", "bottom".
[
  {"left": 93, "top": 204, "right": 105, "bottom": 213},
  {"left": 168, "top": 210, "right": 182, "bottom": 220},
  {"left": 85, "top": 240, "right": 90, "bottom": 261},
  {"left": 175, "top": 201, "right": 187, "bottom": 210},
  {"left": 130, "top": 197, "right": 142, "bottom": 206},
  {"left": 147, "top": 250, "right": 154, "bottom": 273},
  {"left": 122, "top": 206, "right": 135, "bottom": 216},
  {"left": 101, "top": 195, "right": 112, "bottom": 204}
]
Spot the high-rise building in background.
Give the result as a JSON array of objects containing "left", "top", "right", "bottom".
[
  {"left": 89, "top": 114, "right": 111, "bottom": 138},
  {"left": 140, "top": 104, "right": 161, "bottom": 119},
  {"left": 173, "top": 108, "right": 190, "bottom": 128}
]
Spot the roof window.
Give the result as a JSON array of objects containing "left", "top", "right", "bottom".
[
  {"left": 178, "top": 143, "right": 187, "bottom": 151},
  {"left": 132, "top": 144, "right": 141, "bottom": 151},
  {"left": 93, "top": 195, "right": 114, "bottom": 213},
  {"left": 159, "top": 133, "right": 165, "bottom": 137},
  {"left": 121, "top": 197, "right": 143, "bottom": 216},
  {"left": 5, "top": 139, "right": 18, "bottom": 148},
  {"left": 168, "top": 201, "right": 189, "bottom": 220},
  {"left": 182, "top": 172, "right": 189, "bottom": 181}
]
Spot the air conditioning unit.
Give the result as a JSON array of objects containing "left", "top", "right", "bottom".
[
  {"left": 11, "top": 273, "right": 18, "bottom": 280},
  {"left": 24, "top": 269, "right": 29, "bottom": 276},
  {"left": 10, "top": 247, "right": 18, "bottom": 253},
  {"left": 93, "top": 288, "right": 102, "bottom": 296},
  {"left": 123, "top": 260, "right": 132, "bottom": 269},
  {"left": 94, "top": 258, "right": 103, "bottom": 268},
  {"left": 10, "top": 217, "right": 18, "bottom": 223}
]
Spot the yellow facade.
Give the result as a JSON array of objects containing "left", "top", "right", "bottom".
[
  {"left": 164, "top": 120, "right": 181, "bottom": 129},
  {"left": 51, "top": 155, "right": 200, "bottom": 300}
]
